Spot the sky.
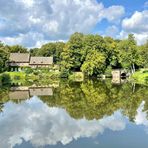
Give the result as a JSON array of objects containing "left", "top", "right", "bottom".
[{"left": 0, "top": 0, "right": 148, "bottom": 48}]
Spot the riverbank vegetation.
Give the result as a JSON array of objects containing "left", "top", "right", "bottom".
[
  {"left": 131, "top": 69, "right": 148, "bottom": 85},
  {"left": 0, "top": 33, "right": 148, "bottom": 80},
  {"left": 0, "top": 68, "right": 60, "bottom": 86}
]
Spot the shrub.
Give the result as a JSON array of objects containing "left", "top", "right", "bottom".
[
  {"left": 69, "top": 72, "right": 84, "bottom": 81},
  {"left": 145, "top": 76, "right": 148, "bottom": 84},
  {"left": 33, "top": 70, "right": 39, "bottom": 75},
  {"left": 25, "top": 68, "right": 33, "bottom": 74},
  {"left": 143, "top": 70, "right": 148, "bottom": 73},
  {"left": 1, "top": 73, "right": 11, "bottom": 85},
  {"left": 104, "top": 66, "right": 112, "bottom": 78},
  {"left": 60, "top": 70, "right": 69, "bottom": 78},
  {"left": 14, "top": 75, "right": 20, "bottom": 80}
]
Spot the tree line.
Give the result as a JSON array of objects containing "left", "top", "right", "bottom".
[{"left": 0, "top": 33, "right": 148, "bottom": 76}]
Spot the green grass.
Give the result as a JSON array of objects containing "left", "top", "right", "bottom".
[
  {"left": 2, "top": 72, "right": 27, "bottom": 84},
  {"left": 131, "top": 69, "right": 148, "bottom": 86},
  {"left": 5, "top": 72, "right": 26, "bottom": 78},
  {"left": 0, "top": 70, "right": 60, "bottom": 86}
]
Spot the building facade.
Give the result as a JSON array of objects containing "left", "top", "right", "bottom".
[
  {"left": 9, "top": 53, "right": 53, "bottom": 71},
  {"left": 29, "top": 57, "right": 53, "bottom": 68},
  {"left": 9, "top": 53, "right": 30, "bottom": 71}
]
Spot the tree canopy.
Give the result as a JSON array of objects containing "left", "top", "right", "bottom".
[{"left": 0, "top": 33, "right": 147, "bottom": 75}]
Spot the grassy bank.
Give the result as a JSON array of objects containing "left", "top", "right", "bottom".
[
  {"left": 131, "top": 69, "right": 148, "bottom": 86},
  {"left": 0, "top": 69, "right": 60, "bottom": 86}
]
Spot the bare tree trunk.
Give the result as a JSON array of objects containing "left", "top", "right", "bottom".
[
  {"left": 132, "top": 82, "right": 135, "bottom": 93},
  {"left": 131, "top": 66, "right": 133, "bottom": 74},
  {"left": 132, "top": 63, "right": 135, "bottom": 73}
]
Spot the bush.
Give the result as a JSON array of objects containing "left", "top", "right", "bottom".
[
  {"left": 60, "top": 70, "right": 69, "bottom": 78},
  {"left": 25, "top": 68, "right": 33, "bottom": 74},
  {"left": 14, "top": 75, "right": 20, "bottom": 80},
  {"left": 69, "top": 72, "right": 84, "bottom": 81},
  {"left": 0, "top": 73, "right": 11, "bottom": 85},
  {"left": 143, "top": 70, "right": 148, "bottom": 73},
  {"left": 33, "top": 70, "right": 40, "bottom": 75},
  {"left": 145, "top": 76, "right": 148, "bottom": 84},
  {"left": 104, "top": 66, "right": 112, "bottom": 77}
]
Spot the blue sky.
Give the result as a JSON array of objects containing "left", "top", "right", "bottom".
[{"left": 0, "top": 0, "right": 147, "bottom": 47}]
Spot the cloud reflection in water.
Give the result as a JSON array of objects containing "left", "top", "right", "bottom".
[{"left": 0, "top": 96, "right": 126, "bottom": 147}]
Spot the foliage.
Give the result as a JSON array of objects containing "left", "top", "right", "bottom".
[
  {"left": 8, "top": 45, "right": 28, "bottom": 53},
  {"left": 138, "top": 40, "right": 148, "bottom": 68},
  {"left": 38, "top": 79, "right": 148, "bottom": 121},
  {"left": 131, "top": 69, "right": 148, "bottom": 85},
  {"left": 0, "top": 70, "right": 60, "bottom": 86},
  {"left": 117, "top": 34, "right": 140, "bottom": 73},
  {"left": 0, "top": 79, "right": 148, "bottom": 120},
  {"left": 32, "top": 42, "right": 65, "bottom": 63},
  {"left": 0, "top": 73, "right": 11, "bottom": 85},
  {"left": 104, "top": 66, "right": 112, "bottom": 77},
  {"left": 24, "top": 67, "right": 34, "bottom": 74},
  {"left": 0, "top": 33, "right": 148, "bottom": 77},
  {"left": 81, "top": 50, "right": 105, "bottom": 76},
  {"left": 0, "top": 45, "right": 9, "bottom": 73},
  {"left": 69, "top": 72, "right": 84, "bottom": 81}
]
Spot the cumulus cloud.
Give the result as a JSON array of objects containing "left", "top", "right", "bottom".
[
  {"left": 0, "top": 0, "right": 125, "bottom": 47},
  {"left": 99, "top": 6, "right": 125, "bottom": 23},
  {"left": 135, "top": 101, "right": 148, "bottom": 134},
  {"left": 0, "top": 97, "right": 126, "bottom": 148},
  {"left": 135, "top": 101, "right": 148, "bottom": 126},
  {"left": 120, "top": 10, "right": 148, "bottom": 44},
  {"left": 105, "top": 25, "right": 119, "bottom": 37}
]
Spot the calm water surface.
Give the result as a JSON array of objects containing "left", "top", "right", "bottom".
[{"left": 0, "top": 79, "right": 148, "bottom": 148}]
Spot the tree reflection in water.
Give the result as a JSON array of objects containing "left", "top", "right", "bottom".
[
  {"left": 0, "top": 80, "right": 148, "bottom": 121},
  {"left": 0, "top": 79, "right": 148, "bottom": 148}
]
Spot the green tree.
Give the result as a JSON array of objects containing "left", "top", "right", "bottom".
[
  {"left": 81, "top": 50, "right": 106, "bottom": 76},
  {"left": 104, "top": 37, "right": 120, "bottom": 68},
  {"left": 67, "top": 32, "right": 84, "bottom": 70},
  {"left": 60, "top": 44, "right": 74, "bottom": 75},
  {"left": 9, "top": 45, "right": 28, "bottom": 53},
  {"left": 138, "top": 40, "right": 148, "bottom": 68},
  {"left": 118, "top": 34, "right": 139, "bottom": 73},
  {"left": 30, "top": 48, "right": 39, "bottom": 56},
  {"left": 0, "top": 47, "right": 9, "bottom": 73},
  {"left": 35, "top": 42, "right": 65, "bottom": 63}
]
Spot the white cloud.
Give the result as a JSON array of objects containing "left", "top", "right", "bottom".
[
  {"left": 0, "top": 0, "right": 125, "bottom": 47},
  {"left": 135, "top": 101, "right": 148, "bottom": 133},
  {"left": 0, "top": 32, "right": 46, "bottom": 48},
  {"left": 135, "top": 101, "right": 148, "bottom": 126},
  {"left": 120, "top": 10, "right": 148, "bottom": 44},
  {"left": 15, "top": 0, "right": 35, "bottom": 8},
  {"left": 0, "top": 97, "right": 125, "bottom": 148},
  {"left": 105, "top": 25, "right": 119, "bottom": 37},
  {"left": 100, "top": 6, "right": 125, "bottom": 23}
]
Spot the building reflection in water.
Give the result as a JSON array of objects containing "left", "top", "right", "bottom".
[{"left": 9, "top": 87, "right": 53, "bottom": 100}]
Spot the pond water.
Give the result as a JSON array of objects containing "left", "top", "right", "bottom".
[{"left": 0, "top": 79, "right": 148, "bottom": 148}]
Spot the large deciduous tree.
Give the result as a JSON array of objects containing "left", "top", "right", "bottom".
[
  {"left": 138, "top": 40, "right": 148, "bottom": 68},
  {"left": 117, "top": 34, "right": 139, "bottom": 73},
  {"left": 81, "top": 50, "right": 106, "bottom": 76},
  {"left": 9, "top": 45, "right": 28, "bottom": 53},
  {"left": 0, "top": 46, "right": 9, "bottom": 73}
]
